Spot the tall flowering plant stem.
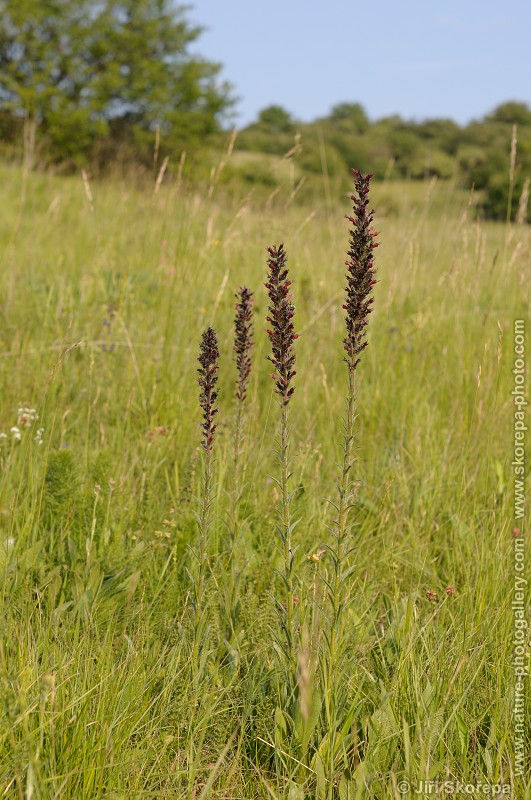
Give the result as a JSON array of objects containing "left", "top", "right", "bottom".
[
  {"left": 332, "top": 170, "right": 378, "bottom": 616},
  {"left": 326, "top": 170, "right": 378, "bottom": 791},
  {"left": 265, "top": 243, "right": 298, "bottom": 665},
  {"left": 195, "top": 326, "right": 220, "bottom": 631},
  {"left": 230, "top": 286, "right": 254, "bottom": 549}
]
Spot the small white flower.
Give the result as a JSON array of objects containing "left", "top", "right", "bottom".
[
  {"left": 0, "top": 432, "right": 7, "bottom": 440},
  {"left": 17, "top": 406, "right": 38, "bottom": 427},
  {"left": 10, "top": 426, "right": 21, "bottom": 441},
  {"left": 34, "top": 427, "right": 45, "bottom": 445}
]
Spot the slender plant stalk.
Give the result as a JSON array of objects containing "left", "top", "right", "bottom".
[
  {"left": 230, "top": 399, "right": 243, "bottom": 546},
  {"left": 327, "top": 170, "right": 378, "bottom": 791},
  {"left": 194, "top": 327, "right": 220, "bottom": 644},
  {"left": 280, "top": 399, "right": 293, "bottom": 657},
  {"left": 328, "top": 365, "right": 356, "bottom": 667},
  {"left": 506, "top": 123, "right": 517, "bottom": 225},
  {"left": 230, "top": 286, "right": 254, "bottom": 554},
  {"left": 265, "top": 243, "right": 298, "bottom": 665},
  {"left": 197, "top": 449, "right": 212, "bottom": 620}
]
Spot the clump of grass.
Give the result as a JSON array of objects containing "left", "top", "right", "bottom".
[{"left": 264, "top": 243, "right": 298, "bottom": 665}]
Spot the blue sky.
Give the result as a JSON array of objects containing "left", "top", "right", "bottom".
[{"left": 193, "top": 0, "right": 531, "bottom": 127}]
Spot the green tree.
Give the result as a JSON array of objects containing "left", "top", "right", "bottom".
[
  {"left": 329, "top": 102, "right": 369, "bottom": 133},
  {"left": 487, "top": 101, "right": 531, "bottom": 126},
  {"left": 256, "top": 105, "right": 295, "bottom": 133},
  {"left": 0, "top": 0, "right": 234, "bottom": 165},
  {"left": 237, "top": 106, "right": 296, "bottom": 158},
  {"left": 415, "top": 118, "right": 460, "bottom": 154},
  {"left": 458, "top": 103, "right": 531, "bottom": 219},
  {"left": 0, "top": 0, "right": 90, "bottom": 163}
]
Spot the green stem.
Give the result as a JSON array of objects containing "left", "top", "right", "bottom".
[
  {"left": 280, "top": 400, "right": 294, "bottom": 666},
  {"left": 193, "top": 446, "right": 213, "bottom": 666},
  {"left": 229, "top": 400, "right": 244, "bottom": 561},
  {"left": 327, "top": 363, "right": 356, "bottom": 794},
  {"left": 329, "top": 365, "right": 356, "bottom": 658}
]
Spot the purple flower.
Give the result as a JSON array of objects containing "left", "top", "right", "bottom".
[
  {"left": 198, "top": 327, "right": 220, "bottom": 451},
  {"left": 343, "top": 170, "right": 379, "bottom": 368},
  {"left": 234, "top": 286, "right": 254, "bottom": 402},
  {"left": 265, "top": 244, "right": 298, "bottom": 405}
]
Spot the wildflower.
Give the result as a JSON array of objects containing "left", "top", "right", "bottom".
[
  {"left": 281, "top": 596, "right": 300, "bottom": 609},
  {"left": 10, "top": 426, "right": 21, "bottom": 441},
  {"left": 265, "top": 243, "right": 298, "bottom": 405},
  {"left": 147, "top": 426, "right": 169, "bottom": 440},
  {"left": 234, "top": 286, "right": 254, "bottom": 402},
  {"left": 193, "top": 326, "right": 220, "bottom": 655},
  {"left": 326, "top": 170, "right": 379, "bottom": 730},
  {"left": 198, "top": 327, "right": 220, "bottom": 452},
  {"left": 264, "top": 243, "right": 299, "bottom": 666},
  {"left": 229, "top": 286, "right": 255, "bottom": 552},
  {"left": 17, "top": 407, "right": 38, "bottom": 427},
  {"left": 512, "top": 527, "right": 521, "bottom": 537},
  {"left": 426, "top": 589, "right": 438, "bottom": 602},
  {"left": 306, "top": 550, "right": 326, "bottom": 563},
  {"left": 445, "top": 585, "right": 457, "bottom": 596},
  {"left": 34, "top": 428, "right": 44, "bottom": 445},
  {"left": 343, "top": 170, "right": 379, "bottom": 368}
]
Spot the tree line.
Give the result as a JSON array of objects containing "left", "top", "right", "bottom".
[
  {"left": 0, "top": 0, "right": 529, "bottom": 219},
  {"left": 236, "top": 101, "right": 531, "bottom": 221}
]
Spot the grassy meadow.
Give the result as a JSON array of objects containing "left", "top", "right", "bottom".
[{"left": 0, "top": 157, "right": 529, "bottom": 799}]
